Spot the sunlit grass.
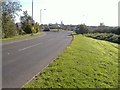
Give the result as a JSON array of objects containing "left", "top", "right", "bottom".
[
  {"left": 24, "top": 34, "right": 118, "bottom": 88},
  {"left": 1, "top": 32, "right": 43, "bottom": 40}
]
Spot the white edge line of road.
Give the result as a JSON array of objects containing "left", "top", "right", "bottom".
[
  {"left": 21, "top": 33, "right": 74, "bottom": 88},
  {"left": 21, "top": 49, "right": 64, "bottom": 88},
  {"left": 2, "top": 32, "right": 46, "bottom": 45}
]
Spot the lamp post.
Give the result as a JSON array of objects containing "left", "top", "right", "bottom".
[{"left": 40, "top": 9, "right": 46, "bottom": 25}]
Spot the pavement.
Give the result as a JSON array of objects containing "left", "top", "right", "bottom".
[{"left": 2, "top": 31, "right": 73, "bottom": 88}]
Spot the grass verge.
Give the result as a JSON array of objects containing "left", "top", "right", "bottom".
[
  {"left": 1, "top": 32, "right": 43, "bottom": 41},
  {"left": 24, "top": 34, "right": 118, "bottom": 88}
]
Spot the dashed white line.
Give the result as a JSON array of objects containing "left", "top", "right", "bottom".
[
  {"left": 7, "top": 52, "right": 10, "bottom": 55},
  {"left": 18, "top": 42, "right": 42, "bottom": 51}
]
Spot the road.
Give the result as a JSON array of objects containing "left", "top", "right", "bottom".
[{"left": 2, "top": 31, "right": 73, "bottom": 88}]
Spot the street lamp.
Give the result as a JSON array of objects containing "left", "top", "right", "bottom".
[{"left": 40, "top": 9, "right": 46, "bottom": 25}]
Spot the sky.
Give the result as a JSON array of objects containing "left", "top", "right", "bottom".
[{"left": 16, "top": 0, "right": 119, "bottom": 26}]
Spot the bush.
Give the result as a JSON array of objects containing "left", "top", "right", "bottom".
[
  {"left": 84, "top": 33, "right": 119, "bottom": 44},
  {"left": 33, "top": 23, "right": 40, "bottom": 33},
  {"left": 75, "top": 24, "right": 89, "bottom": 34},
  {"left": 22, "top": 23, "right": 40, "bottom": 34},
  {"left": 23, "top": 24, "right": 32, "bottom": 34},
  {"left": 92, "top": 27, "right": 119, "bottom": 35}
]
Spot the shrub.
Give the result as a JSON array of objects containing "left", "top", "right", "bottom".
[
  {"left": 23, "top": 24, "right": 32, "bottom": 34},
  {"left": 34, "top": 23, "right": 40, "bottom": 33},
  {"left": 84, "top": 33, "right": 119, "bottom": 44},
  {"left": 92, "top": 27, "right": 119, "bottom": 35},
  {"left": 75, "top": 24, "right": 89, "bottom": 34}
]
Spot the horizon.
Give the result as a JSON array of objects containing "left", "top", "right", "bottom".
[{"left": 15, "top": 0, "right": 119, "bottom": 27}]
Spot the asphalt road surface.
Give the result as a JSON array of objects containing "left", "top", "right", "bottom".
[{"left": 2, "top": 31, "right": 73, "bottom": 88}]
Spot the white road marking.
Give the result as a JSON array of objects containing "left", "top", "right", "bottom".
[{"left": 18, "top": 42, "right": 42, "bottom": 51}]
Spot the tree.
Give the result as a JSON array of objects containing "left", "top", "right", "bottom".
[
  {"left": 75, "top": 24, "right": 89, "bottom": 34},
  {"left": 20, "top": 11, "right": 33, "bottom": 34},
  {"left": 2, "top": 15, "right": 17, "bottom": 38},
  {"left": 20, "top": 11, "right": 33, "bottom": 25},
  {"left": 2, "top": 0, "right": 22, "bottom": 19},
  {"left": 16, "top": 23, "right": 24, "bottom": 35},
  {"left": 2, "top": 0, "right": 22, "bottom": 38}
]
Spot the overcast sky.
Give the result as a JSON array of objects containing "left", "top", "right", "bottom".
[{"left": 17, "top": 0, "right": 119, "bottom": 26}]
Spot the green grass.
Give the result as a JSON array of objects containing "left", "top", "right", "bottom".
[
  {"left": 24, "top": 34, "right": 118, "bottom": 88},
  {"left": 1, "top": 32, "right": 43, "bottom": 41}
]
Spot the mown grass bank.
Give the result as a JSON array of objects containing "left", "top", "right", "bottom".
[
  {"left": 24, "top": 34, "right": 118, "bottom": 88},
  {"left": 1, "top": 32, "right": 43, "bottom": 41}
]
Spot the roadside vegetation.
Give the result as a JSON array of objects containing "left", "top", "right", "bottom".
[
  {"left": 75, "top": 23, "right": 119, "bottom": 35},
  {"left": 75, "top": 24, "right": 119, "bottom": 44},
  {"left": 2, "top": 0, "right": 119, "bottom": 88},
  {"left": 84, "top": 33, "right": 119, "bottom": 44},
  {"left": 24, "top": 34, "right": 118, "bottom": 88},
  {"left": 1, "top": 0, "right": 40, "bottom": 39},
  {"left": 1, "top": 32, "right": 43, "bottom": 41}
]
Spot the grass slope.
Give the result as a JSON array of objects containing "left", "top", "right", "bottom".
[
  {"left": 24, "top": 34, "right": 118, "bottom": 88},
  {"left": 1, "top": 32, "right": 43, "bottom": 40}
]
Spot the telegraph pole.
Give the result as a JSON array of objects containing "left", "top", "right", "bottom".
[
  {"left": 31, "top": 0, "right": 34, "bottom": 35},
  {"left": 32, "top": 0, "right": 33, "bottom": 20}
]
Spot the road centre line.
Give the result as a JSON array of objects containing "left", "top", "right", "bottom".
[{"left": 18, "top": 42, "right": 42, "bottom": 51}]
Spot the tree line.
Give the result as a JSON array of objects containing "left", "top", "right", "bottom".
[
  {"left": 75, "top": 24, "right": 119, "bottom": 44},
  {"left": 1, "top": 0, "right": 40, "bottom": 38}
]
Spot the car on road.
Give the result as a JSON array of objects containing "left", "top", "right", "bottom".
[{"left": 43, "top": 26, "right": 50, "bottom": 31}]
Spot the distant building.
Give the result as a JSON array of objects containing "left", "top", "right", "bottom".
[{"left": 100, "top": 23, "right": 105, "bottom": 26}]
